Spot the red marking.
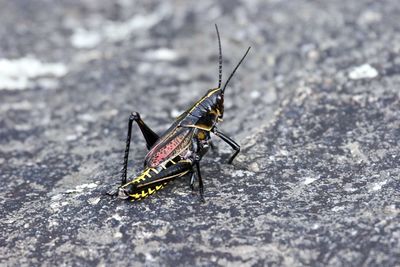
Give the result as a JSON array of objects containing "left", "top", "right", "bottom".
[
  {"left": 145, "top": 127, "right": 193, "bottom": 168},
  {"left": 150, "top": 136, "right": 183, "bottom": 166}
]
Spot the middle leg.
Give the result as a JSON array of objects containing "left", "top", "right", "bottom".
[{"left": 195, "top": 161, "right": 205, "bottom": 202}]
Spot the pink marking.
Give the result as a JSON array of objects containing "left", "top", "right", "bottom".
[{"left": 149, "top": 135, "right": 184, "bottom": 167}]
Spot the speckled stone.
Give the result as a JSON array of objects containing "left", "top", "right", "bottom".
[{"left": 1, "top": 0, "right": 399, "bottom": 266}]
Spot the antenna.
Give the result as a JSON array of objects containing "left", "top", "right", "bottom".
[
  {"left": 222, "top": 46, "right": 251, "bottom": 93},
  {"left": 215, "top": 24, "right": 223, "bottom": 88}
]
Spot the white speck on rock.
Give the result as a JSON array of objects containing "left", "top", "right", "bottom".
[
  {"left": 48, "top": 220, "right": 59, "bottom": 228},
  {"left": 78, "top": 113, "right": 96, "bottom": 122},
  {"left": 50, "top": 196, "right": 69, "bottom": 212},
  {"left": 0, "top": 101, "right": 33, "bottom": 112},
  {"left": 70, "top": 28, "right": 102, "bottom": 49},
  {"left": 278, "top": 149, "right": 289, "bottom": 156},
  {"left": 70, "top": 14, "right": 162, "bottom": 49},
  {"left": 248, "top": 162, "right": 260, "bottom": 172},
  {"left": 65, "top": 183, "right": 98, "bottom": 194},
  {"left": 332, "top": 206, "right": 346, "bottom": 212},
  {"left": 348, "top": 64, "right": 378, "bottom": 80},
  {"left": 102, "top": 109, "right": 118, "bottom": 119},
  {"left": 88, "top": 197, "right": 101, "bottom": 205},
  {"left": 145, "top": 48, "right": 178, "bottom": 61},
  {"left": 232, "top": 170, "right": 255, "bottom": 177},
  {"left": 303, "top": 177, "right": 318, "bottom": 185},
  {"left": 233, "top": 170, "right": 245, "bottom": 177},
  {"left": 370, "top": 180, "right": 387, "bottom": 191},
  {"left": 343, "top": 141, "right": 369, "bottom": 162},
  {"left": 104, "top": 14, "right": 160, "bottom": 42},
  {"left": 66, "top": 134, "right": 78, "bottom": 141},
  {"left": 0, "top": 57, "right": 68, "bottom": 90},
  {"left": 358, "top": 11, "right": 382, "bottom": 24},
  {"left": 145, "top": 252, "right": 156, "bottom": 262},
  {"left": 113, "top": 231, "right": 123, "bottom": 239},
  {"left": 112, "top": 214, "right": 122, "bottom": 221},
  {"left": 344, "top": 186, "right": 358, "bottom": 192},
  {"left": 312, "top": 224, "right": 319, "bottom": 230},
  {"left": 250, "top": 90, "right": 261, "bottom": 99}
]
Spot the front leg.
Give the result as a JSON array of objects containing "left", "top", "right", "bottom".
[
  {"left": 212, "top": 129, "right": 240, "bottom": 164},
  {"left": 209, "top": 140, "right": 218, "bottom": 153},
  {"left": 194, "top": 161, "right": 205, "bottom": 202},
  {"left": 190, "top": 172, "right": 196, "bottom": 192}
]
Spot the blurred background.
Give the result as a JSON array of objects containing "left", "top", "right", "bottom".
[{"left": 1, "top": 0, "right": 399, "bottom": 266}]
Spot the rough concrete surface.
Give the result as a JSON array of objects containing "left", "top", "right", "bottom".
[{"left": 0, "top": 0, "right": 399, "bottom": 266}]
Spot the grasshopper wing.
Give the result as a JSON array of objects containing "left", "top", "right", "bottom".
[{"left": 144, "top": 126, "right": 195, "bottom": 168}]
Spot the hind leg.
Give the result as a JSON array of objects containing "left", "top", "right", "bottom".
[
  {"left": 120, "top": 112, "right": 159, "bottom": 185},
  {"left": 123, "top": 161, "right": 193, "bottom": 201},
  {"left": 107, "top": 112, "right": 160, "bottom": 197},
  {"left": 130, "top": 112, "right": 159, "bottom": 150}
]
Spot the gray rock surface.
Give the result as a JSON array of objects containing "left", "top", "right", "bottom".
[{"left": 0, "top": 0, "right": 399, "bottom": 266}]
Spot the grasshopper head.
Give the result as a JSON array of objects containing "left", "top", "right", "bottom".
[
  {"left": 213, "top": 88, "right": 224, "bottom": 120},
  {"left": 217, "top": 93, "right": 224, "bottom": 120}
]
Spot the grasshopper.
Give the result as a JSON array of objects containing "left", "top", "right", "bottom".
[{"left": 107, "top": 25, "right": 250, "bottom": 202}]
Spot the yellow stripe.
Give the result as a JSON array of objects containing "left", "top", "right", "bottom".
[
  {"left": 137, "top": 170, "right": 190, "bottom": 188},
  {"left": 188, "top": 88, "right": 220, "bottom": 113},
  {"left": 181, "top": 124, "right": 213, "bottom": 131}
]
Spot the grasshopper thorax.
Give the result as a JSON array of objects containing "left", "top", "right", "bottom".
[
  {"left": 179, "top": 87, "right": 224, "bottom": 131},
  {"left": 201, "top": 87, "right": 225, "bottom": 119}
]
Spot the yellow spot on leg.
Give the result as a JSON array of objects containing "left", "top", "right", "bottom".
[
  {"left": 132, "top": 193, "right": 141, "bottom": 199},
  {"left": 156, "top": 185, "right": 163, "bottom": 190}
]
